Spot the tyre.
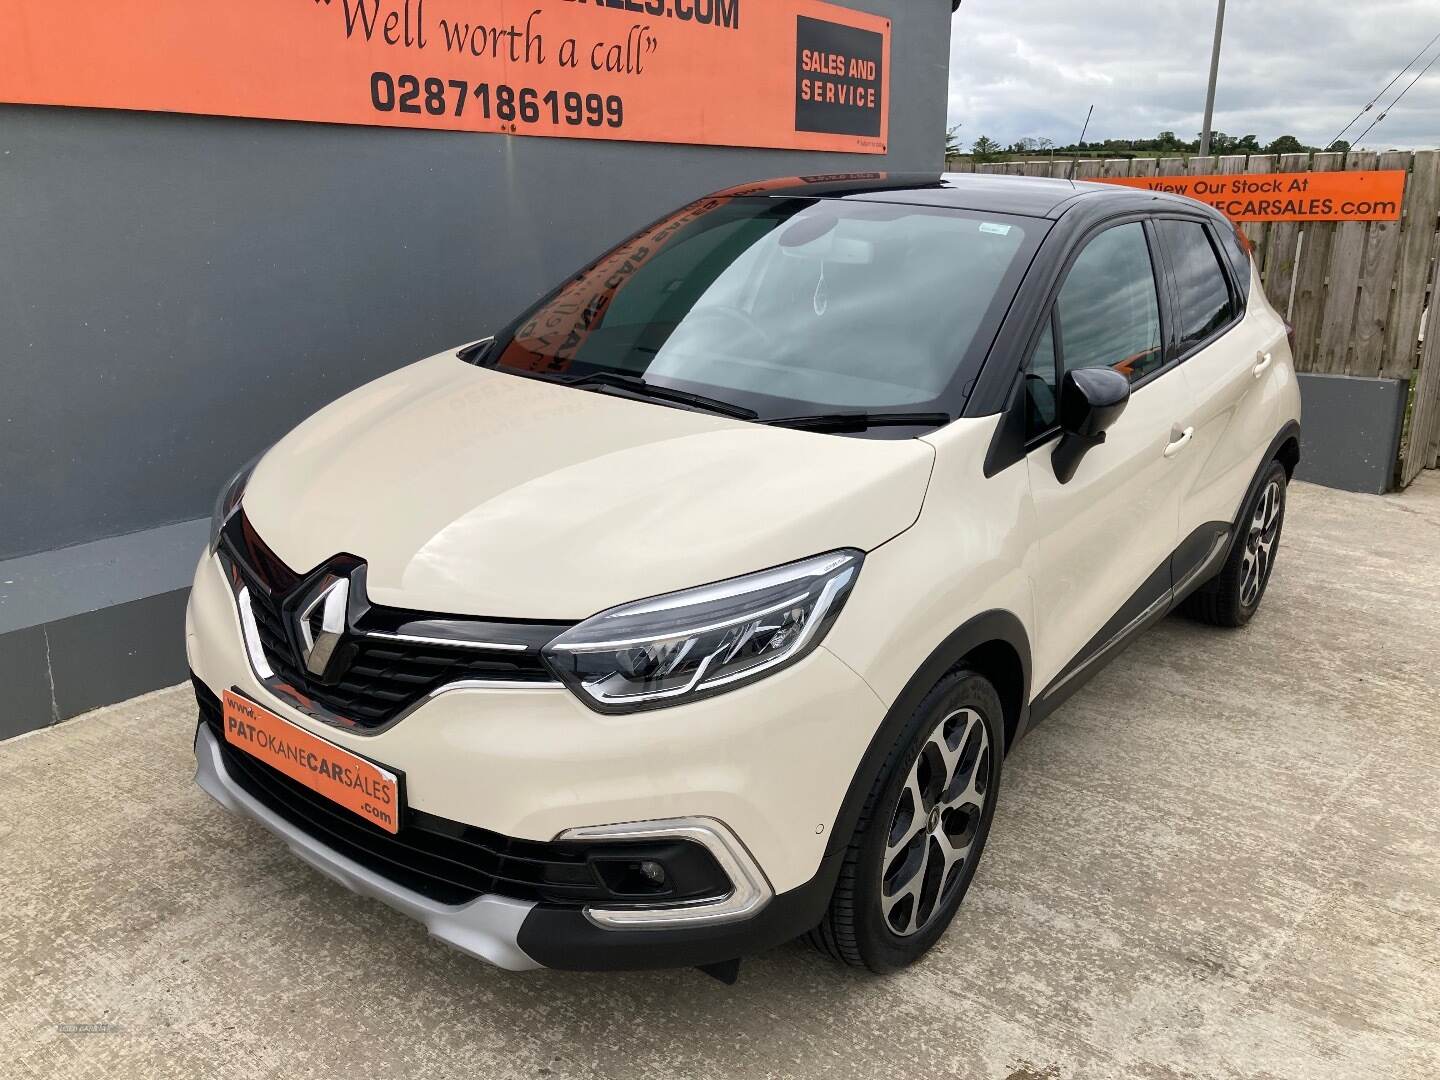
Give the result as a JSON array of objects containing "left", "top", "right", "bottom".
[
  {"left": 808, "top": 670, "right": 1003, "bottom": 972},
  {"left": 1182, "top": 459, "right": 1287, "bottom": 628}
]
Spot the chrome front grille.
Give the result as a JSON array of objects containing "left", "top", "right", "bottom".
[{"left": 217, "top": 511, "right": 566, "bottom": 731}]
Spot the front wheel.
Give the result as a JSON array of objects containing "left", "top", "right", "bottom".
[
  {"left": 1183, "top": 459, "right": 1288, "bottom": 627},
  {"left": 808, "top": 670, "right": 1003, "bottom": 972}
]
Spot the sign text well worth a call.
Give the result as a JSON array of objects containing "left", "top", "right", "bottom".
[
  {"left": 0, "top": 0, "right": 891, "bottom": 154},
  {"left": 1096, "top": 170, "right": 1406, "bottom": 223}
]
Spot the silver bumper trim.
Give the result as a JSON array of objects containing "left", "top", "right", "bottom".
[
  {"left": 558, "top": 817, "right": 774, "bottom": 929},
  {"left": 193, "top": 724, "right": 542, "bottom": 971}
]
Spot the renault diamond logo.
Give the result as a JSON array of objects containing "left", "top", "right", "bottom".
[{"left": 297, "top": 575, "right": 350, "bottom": 680}]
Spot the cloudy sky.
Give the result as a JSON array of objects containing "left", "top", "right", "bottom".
[{"left": 947, "top": 0, "right": 1440, "bottom": 151}]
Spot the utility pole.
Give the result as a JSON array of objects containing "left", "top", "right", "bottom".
[{"left": 1198, "top": 0, "right": 1227, "bottom": 157}]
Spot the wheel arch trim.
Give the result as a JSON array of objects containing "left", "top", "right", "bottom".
[
  {"left": 824, "top": 609, "right": 1031, "bottom": 857},
  {"left": 1227, "top": 420, "right": 1301, "bottom": 562}
]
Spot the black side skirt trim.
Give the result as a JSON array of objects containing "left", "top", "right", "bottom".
[
  {"left": 1172, "top": 521, "right": 1231, "bottom": 604},
  {"left": 1027, "top": 557, "right": 1174, "bottom": 725},
  {"left": 1027, "top": 421, "right": 1300, "bottom": 728},
  {"left": 1027, "top": 518, "right": 1229, "bottom": 726}
]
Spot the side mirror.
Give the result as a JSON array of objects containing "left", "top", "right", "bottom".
[{"left": 1052, "top": 367, "right": 1130, "bottom": 483}]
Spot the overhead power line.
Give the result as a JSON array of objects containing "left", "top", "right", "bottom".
[
  {"left": 1327, "top": 28, "right": 1440, "bottom": 148},
  {"left": 1066, "top": 105, "right": 1094, "bottom": 181},
  {"left": 1348, "top": 45, "right": 1440, "bottom": 148}
]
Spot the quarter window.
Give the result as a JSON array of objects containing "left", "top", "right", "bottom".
[
  {"left": 1157, "top": 219, "right": 1236, "bottom": 353},
  {"left": 1023, "top": 318, "right": 1058, "bottom": 434}
]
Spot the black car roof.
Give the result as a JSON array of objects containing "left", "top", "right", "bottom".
[{"left": 714, "top": 171, "right": 1215, "bottom": 222}]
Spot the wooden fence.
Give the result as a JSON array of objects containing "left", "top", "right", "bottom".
[{"left": 952, "top": 151, "right": 1440, "bottom": 487}]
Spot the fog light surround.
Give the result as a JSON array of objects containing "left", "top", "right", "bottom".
[{"left": 558, "top": 817, "right": 773, "bottom": 929}]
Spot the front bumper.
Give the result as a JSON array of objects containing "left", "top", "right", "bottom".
[
  {"left": 194, "top": 721, "right": 540, "bottom": 969},
  {"left": 187, "top": 546, "right": 884, "bottom": 969},
  {"left": 195, "top": 712, "right": 846, "bottom": 971}
]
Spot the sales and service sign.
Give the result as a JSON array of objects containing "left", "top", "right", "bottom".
[
  {"left": 0, "top": 0, "right": 890, "bottom": 154},
  {"left": 1097, "top": 170, "right": 1406, "bottom": 222}
]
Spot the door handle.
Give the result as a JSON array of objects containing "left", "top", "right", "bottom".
[
  {"left": 1164, "top": 426, "right": 1194, "bottom": 458},
  {"left": 1253, "top": 351, "right": 1273, "bottom": 378}
]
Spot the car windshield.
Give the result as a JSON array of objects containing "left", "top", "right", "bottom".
[{"left": 483, "top": 196, "right": 1041, "bottom": 421}]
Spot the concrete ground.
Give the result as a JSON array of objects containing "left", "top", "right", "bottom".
[{"left": 3, "top": 477, "right": 1439, "bottom": 1080}]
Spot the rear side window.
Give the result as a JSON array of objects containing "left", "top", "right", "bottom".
[{"left": 1157, "top": 219, "right": 1237, "bottom": 354}]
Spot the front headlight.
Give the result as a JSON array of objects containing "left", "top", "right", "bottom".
[
  {"left": 208, "top": 456, "right": 261, "bottom": 554},
  {"left": 543, "top": 550, "right": 863, "bottom": 713}
]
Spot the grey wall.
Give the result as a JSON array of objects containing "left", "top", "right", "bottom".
[
  {"left": 1295, "top": 374, "right": 1408, "bottom": 494},
  {"left": 0, "top": 0, "right": 950, "bottom": 562}
]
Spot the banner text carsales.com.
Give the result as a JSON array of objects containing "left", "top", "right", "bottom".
[
  {"left": 1202, "top": 196, "right": 1396, "bottom": 218},
  {"left": 1100, "top": 171, "right": 1405, "bottom": 222},
  {"left": 566, "top": 0, "right": 740, "bottom": 30}
]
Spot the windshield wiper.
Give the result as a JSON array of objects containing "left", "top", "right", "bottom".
[
  {"left": 765, "top": 411, "right": 952, "bottom": 433},
  {"left": 560, "top": 371, "right": 759, "bottom": 420}
]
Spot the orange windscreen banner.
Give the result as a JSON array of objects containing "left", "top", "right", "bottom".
[
  {"left": 223, "top": 690, "right": 401, "bottom": 833},
  {"left": 1095, "top": 170, "right": 1406, "bottom": 222},
  {"left": 0, "top": 0, "right": 890, "bottom": 154}
]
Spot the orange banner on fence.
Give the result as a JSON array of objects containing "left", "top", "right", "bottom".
[
  {"left": 0, "top": 0, "right": 890, "bottom": 154},
  {"left": 1095, "top": 170, "right": 1406, "bottom": 222}
]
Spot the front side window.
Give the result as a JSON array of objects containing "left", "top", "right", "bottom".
[
  {"left": 1157, "top": 219, "right": 1236, "bottom": 353},
  {"left": 484, "top": 197, "right": 1041, "bottom": 419},
  {"left": 1022, "top": 221, "right": 1162, "bottom": 437},
  {"left": 1056, "top": 222, "right": 1162, "bottom": 384}
]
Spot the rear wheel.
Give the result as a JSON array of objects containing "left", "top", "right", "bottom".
[
  {"left": 808, "top": 670, "right": 1002, "bottom": 972},
  {"left": 1183, "top": 460, "right": 1287, "bottom": 627}
]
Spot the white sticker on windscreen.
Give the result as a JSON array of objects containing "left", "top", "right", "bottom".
[{"left": 979, "top": 222, "right": 1012, "bottom": 236}]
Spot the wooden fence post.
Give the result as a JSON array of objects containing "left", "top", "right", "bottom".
[
  {"left": 1346, "top": 149, "right": 1411, "bottom": 377},
  {"left": 1289, "top": 151, "right": 1346, "bottom": 370},
  {"left": 1402, "top": 229, "right": 1440, "bottom": 485},
  {"left": 1240, "top": 154, "right": 1276, "bottom": 268},
  {"left": 1314, "top": 151, "right": 1377, "bottom": 374},
  {"left": 1260, "top": 153, "right": 1312, "bottom": 317},
  {"left": 1385, "top": 150, "right": 1440, "bottom": 380}
]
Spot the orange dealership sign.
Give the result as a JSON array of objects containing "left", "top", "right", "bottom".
[
  {"left": 0, "top": 0, "right": 890, "bottom": 153},
  {"left": 1096, "top": 170, "right": 1406, "bottom": 222}
]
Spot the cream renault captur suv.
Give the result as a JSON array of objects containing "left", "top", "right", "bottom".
[{"left": 188, "top": 172, "right": 1301, "bottom": 979}]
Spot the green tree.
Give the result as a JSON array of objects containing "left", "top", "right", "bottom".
[
  {"left": 1235, "top": 134, "right": 1261, "bottom": 152},
  {"left": 945, "top": 125, "right": 963, "bottom": 158},
  {"left": 971, "top": 135, "right": 1001, "bottom": 162},
  {"left": 1266, "top": 134, "right": 1307, "bottom": 155},
  {"left": 1197, "top": 131, "right": 1238, "bottom": 153},
  {"left": 1327, "top": 139, "right": 1351, "bottom": 154}
]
